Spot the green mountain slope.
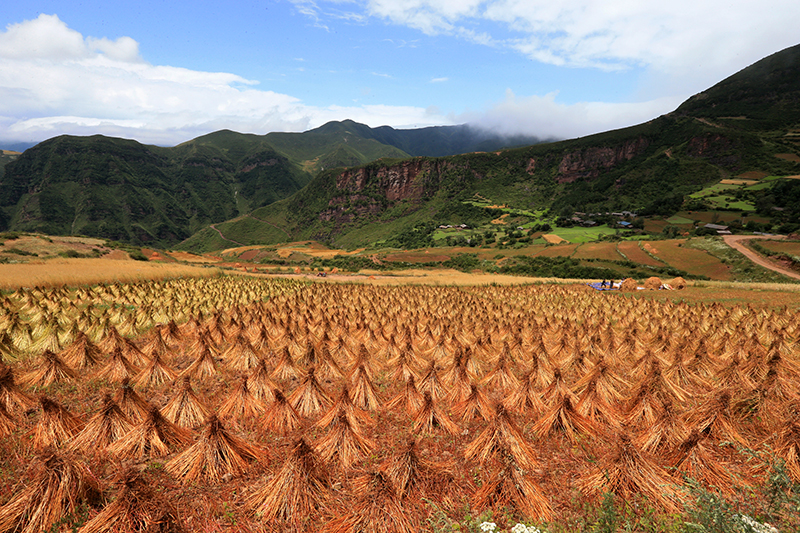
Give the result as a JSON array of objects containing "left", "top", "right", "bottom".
[
  {"left": 0, "top": 118, "right": 541, "bottom": 245},
  {"left": 179, "top": 43, "right": 800, "bottom": 252}
]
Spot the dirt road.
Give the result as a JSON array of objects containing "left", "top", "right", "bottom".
[{"left": 723, "top": 234, "right": 800, "bottom": 281}]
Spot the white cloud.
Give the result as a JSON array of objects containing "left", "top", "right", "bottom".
[
  {"left": 430, "top": 77, "right": 448, "bottom": 83},
  {"left": 462, "top": 89, "right": 683, "bottom": 140},
  {"left": 357, "top": 0, "right": 799, "bottom": 95},
  {"left": 0, "top": 14, "right": 451, "bottom": 145}
]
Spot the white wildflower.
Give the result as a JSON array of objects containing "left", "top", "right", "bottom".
[{"left": 479, "top": 522, "right": 497, "bottom": 532}]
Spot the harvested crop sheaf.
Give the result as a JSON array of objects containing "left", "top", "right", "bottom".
[
  {"left": 0, "top": 452, "right": 102, "bottom": 533},
  {"left": 33, "top": 396, "right": 84, "bottom": 450},
  {"left": 166, "top": 415, "right": 263, "bottom": 483},
  {"left": 247, "top": 438, "right": 329, "bottom": 527},
  {"left": 162, "top": 376, "right": 211, "bottom": 429},
  {"left": 107, "top": 405, "right": 191, "bottom": 459}
]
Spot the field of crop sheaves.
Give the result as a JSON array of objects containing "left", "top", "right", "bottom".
[
  {"left": 2, "top": 279, "right": 800, "bottom": 532},
  {"left": 647, "top": 239, "right": 733, "bottom": 280},
  {"left": 617, "top": 241, "right": 664, "bottom": 267}
]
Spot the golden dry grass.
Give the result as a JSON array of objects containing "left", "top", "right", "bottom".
[{"left": 0, "top": 259, "right": 222, "bottom": 289}]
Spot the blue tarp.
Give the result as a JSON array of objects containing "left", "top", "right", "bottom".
[{"left": 587, "top": 281, "right": 620, "bottom": 291}]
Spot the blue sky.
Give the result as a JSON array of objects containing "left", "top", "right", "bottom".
[{"left": 1, "top": 0, "right": 798, "bottom": 146}]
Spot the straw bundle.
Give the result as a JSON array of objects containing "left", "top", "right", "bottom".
[
  {"left": 452, "top": 382, "right": 494, "bottom": 422},
  {"left": 95, "top": 346, "right": 140, "bottom": 384},
  {"left": 60, "top": 331, "right": 103, "bottom": 370},
  {"left": 315, "top": 385, "right": 372, "bottom": 431},
  {"left": 247, "top": 438, "right": 329, "bottom": 528},
  {"left": 271, "top": 346, "right": 301, "bottom": 381},
  {"left": 314, "top": 412, "right": 375, "bottom": 469},
  {"left": 666, "top": 428, "right": 739, "bottom": 494},
  {"left": 0, "top": 401, "right": 16, "bottom": 437},
  {"left": 579, "top": 432, "right": 681, "bottom": 512},
  {"left": 165, "top": 415, "right": 262, "bottom": 483},
  {"left": 386, "top": 375, "right": 425, "bottom": 414},
  {"left": 68, "top": 393, "right": 134, "bottom": 454},
  {"left": 465, "top": 403, "right": 538, "bottom": 469},
  {"left": 668, "top": 277, "right": 687, "bottom": 290},
  {"left": 133, "top": 352, "right": 177, "bottom": 389},
  {"left": 78, "top": 467, "right": 185, "bottom": 533},
  {"left": 0, "top": 452, "right": 102, "bottom": 533},
  {"left": 22, "top": 349, "right": 77, "bottom": 388},
  {"left": 417, "top": 360, "right": 446, "bottom": 401},
  {"left": 620, "top": 278, "right": 639, "bottom": 292},
  {"left": 181, "top": 343, "right": 219, "bottom": 381},
  {"left": 472, "top": 452, "right": 552, "bottom": 521},
  {"left": 322, "top": 470, "right": 415, "bottom": 533},
  {"left": 107, "top": 405, "right": 191, "bottom": 459},
  {"left": 684, "top": 390, "right": 748, "bottom": 445},
  {"left": 412, "top": 391, "right": 459, "bottom": 436},
  {"left": 248, "top": 358, "right": 278, "bottom": 403},
  {"left": 33, "top": 396, "right": 84, "bottom": 450},
  {"left": 348, "top": 363, "right": 381, "bottom": 411},
  {"left": 162, "top": 376, "right": 211, "bottom": 429},
  {"left": 0, "top": 362, "right": 35, "bottom": 412},
  {"left": 112, "top": 378, "right": 151, "bottom": 423},
  {"left": 222, "top": 333, "right": 261, "bottom": 372},
  {"left": 218, "top": 376, "right": 267, "bottom": 423},
  {"left": 262, "top": 388, "right": 302, "bottom": 434},
  {"left": 288, "top": 366, "right": 332, "bottom": 417}
]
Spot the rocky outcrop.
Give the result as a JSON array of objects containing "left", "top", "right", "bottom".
[
  {"left": 335, "top": 158, "right": 431, "bottom": 201},
  {"left": 557, "top": 137, "right": 650, "bottom": 183}
]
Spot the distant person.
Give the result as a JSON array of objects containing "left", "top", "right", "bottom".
[{"left": 600, "top": 279, "right": 607, "bottom": 288}]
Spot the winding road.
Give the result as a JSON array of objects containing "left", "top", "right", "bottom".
[
  {"left": 723, "top": 234, "right": 800, "bottom": 281},
  {"left": 209, "top": 224, "right": 244, "bottom": 246}
]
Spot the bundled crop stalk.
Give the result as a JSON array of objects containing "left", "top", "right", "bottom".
[
  {"left": 60, "top": 331, "right": 103, "bottom": 370},
  {"left": 218, "top": 376, "right": 267, "bottom": 424},
  {"left": 166, "top": 415, "right": 263, "bottom": 484},
  {"left": 162, "top": 376, "right": 211, "bottom": 429},
  {"left": 261, "top": 388, "right": 302, "bottom": 434},
  {"left": 314, "top": 412, "right": 375, "bottom": 470},
  {"left": 133, "top": 352, "right": 177, "bottom": 389},
  {"left": 68, "top": 393, "right": 134, "bottom": 454},
  {"left": 112, "top": 378, "right": 152, "bottom": 423},
  {"left": 95, "top": 347, "right": 140, "bottom": 384},
  {"left": 33, "top": 396, "right": 84, "bottom": 450},
  {"left": 465, "top": 404, "right": 538, "bottom": 470},
  {"left": 0, "top": 452, "right": 102, "bottom": 533},
  {"left": 181, "top": 342, "right": 219, "bottom": 381},
  {"left": 222, "top": 333, "right": 261, "bottom": 372},
  {"left": 386, "top": 375, "right": 424, "bottom": 414},
  {"left": 78, "top": 467, "right": 185, "bottom": 533},
  {"left": 472, "top": 451, "right": 553, "bottom": 522},
  {"left": 579, "top": 432, "right": 681, "bottom": 512},
  {"left": 107, "top": 405, "right": 191, "bottom": 459},
  {"left": 288, "top": 366, "right": 332, "bottom": 417},
  {"left": 0, "top": 362, "right": 35, "bottom": 412},
  {"left": 322, "top": 470, "right": 416, "bottom": 533},
  {"left": 22, "top": 349, "right": 77, "bottom": 388},
  {"left": 412, "top": 391, "right": 459, "bottom": 436},
  {"left": 247, "top": 438, "right": 330, "bottom": 529},
  {"left": 452, "top": 382, "right": 494, "bottom": 422}
]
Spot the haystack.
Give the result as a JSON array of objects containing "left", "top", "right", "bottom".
[
  {"left": 68, "top": 394, "right": 134, "bottom": 454},
  {"left": 472, "top": 452, "right": 552, "bottom": 521},
  {"left": 465, "top": 404, "right": 538, "bottom": 470},
  {"left": 22, "top": 349, "right": 77, "bottom": 387},
  {"left": 0, "top": 452, "right": 102, "bottom": 533},
  {"left": 322, "top": 470, "right": 416, "bottom": 533},
  {"left": 578, "top": 432, "right": 681, "bottom": 512},
  {"left": 668, "top": 276, "right": 687, "bottom": 290},
  {"left": 218, "top": 376, "right": 267, "bottom": 423},
  {"left": 33, "top": 396, "right": 84, "bottom": 450},
  {"left": 261, "top": 388, "right": 302, "bottom": 434},
  {"left": 644, "top": 276, "right": 663, "bottom": 290},
  {"left": 288, "top": 366, "right": 332, "bottom": 417},
  {"left": 78, "top": 468, "right": 185, "bottom": 533},
  {"left": 107, "top": 405, "right": 191, "bottom": 459},
  {"left": 0, "top": 401, "right": 16, "bottom": 437},
  {"left": 166, "top": 415, "right": 262, "bottom": 483},
  {"left": 112, "top": 378, "right": 151, "bottom": 423},
  {"left": 620, "top": 278, "right": 639, "bottom": 292},
  {"left": 162, "top": 376, "right": 211, "bottom": 429},
  {"left": 247, "top": 438, "right": 329, "bottom": 527}
]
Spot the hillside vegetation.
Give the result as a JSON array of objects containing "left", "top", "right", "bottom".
[{"left": 179, "top": 43, "right": 800, "bottom": 252}]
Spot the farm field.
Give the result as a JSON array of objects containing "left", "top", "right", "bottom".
[
  {"left": 571, "top": 242, "right": 625, "bottom": 262},
  {"left": 616, "top": 241, "right": 665, "bottom": 267},
  {"left": 753, "top": 240, "right": 800, "bottom": 258},
  {"left": 0, "top": 277, "right": 799, "bottom": 532},
  {"left": 641, "top": 239, "right": 733, "bottom": 280}
]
